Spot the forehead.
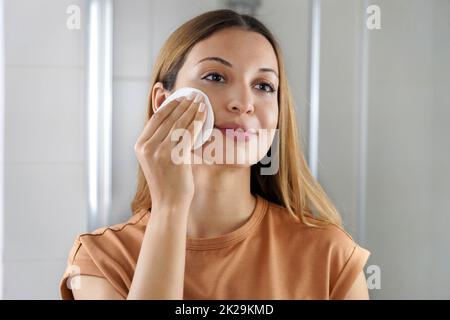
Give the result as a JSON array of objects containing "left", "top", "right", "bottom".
[{"left": 184, "top": 28, "right": 279, "bottom": 73}]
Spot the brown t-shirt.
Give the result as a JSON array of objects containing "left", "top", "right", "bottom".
[{"left": 60, "top": 194, "right": 370, "bottom": 299}]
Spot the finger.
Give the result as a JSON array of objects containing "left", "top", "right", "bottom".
[
  {"left": 152, "top": 93, "right": 203, "bottom": 144},
  {"left": 135, "top": 97, "right": 183, "bottom": 147},
  {"left": 166, "top": 95, "right": 205, "bottom": 146},
  {"left": 177, "top": 102, "right": 207, "bottom": 150}
]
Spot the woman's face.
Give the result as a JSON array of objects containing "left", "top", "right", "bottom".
[{"left": 157, "top": 27, "right": 279, "bottom": 167}]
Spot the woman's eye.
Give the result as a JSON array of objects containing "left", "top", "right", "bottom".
[
  {"left": 202, "top": 72, "right": 223, "bottom": 82},
  {"left": 202, "top": 72, "right": 275, "bottom": 93},
  {"left": 256, "top": 83, "right": 275, "bottom": 93}
]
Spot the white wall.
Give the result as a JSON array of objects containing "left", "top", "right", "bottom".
[
  {"left": 318, "top": 0, "right": 364, "bottom": 240},
  {"left": 364, "top": 0, "right": 450, "bottom": 299},
  {"left": 3, "top": 0, "right": 87, "bottom": 299},
  {"left": 318, "top": 0, "right": 450, "bottom": 299},
  {"left": 0, "top": 0, "right": 5, "bottom": 300}
]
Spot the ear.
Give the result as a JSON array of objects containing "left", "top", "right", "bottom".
[{"left": 151, "top": 82, "right": 170, "bottom": 113}]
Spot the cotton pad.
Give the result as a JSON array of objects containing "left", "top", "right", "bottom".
[{"left": 154, "top": 87, "right": 214, "bottom": 150}]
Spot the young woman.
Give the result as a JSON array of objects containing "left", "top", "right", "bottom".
[{"left": 60, "top": 9, "right": 370, "bottom": 300}]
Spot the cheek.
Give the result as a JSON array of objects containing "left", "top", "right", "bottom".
[
  {"left": 199, "top": 91, "right": 223, "bottom": 115},
  {"left": 258, "top": 105, "right": 279, "bottom": 130}
]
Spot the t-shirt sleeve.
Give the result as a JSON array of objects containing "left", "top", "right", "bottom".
[
  {"left": 328, "top": 232, "right": 371, "bottom": 299},
  {"left": 60, "top": 229, "right": 137, "bottom": 300},
  {"left": 59, "top": 236, "right": 105, "bottom": 300}
]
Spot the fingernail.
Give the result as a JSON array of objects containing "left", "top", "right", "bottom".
[
  {"left": 175, "top": 96, "right": 184, "bottom": 102},
  {"left": 199, "top": 102, "right": 205, "bottom": 112},
  {"left": 194, "top": 93, "right": 202, "bottom": 103},
  {"left": 187, "top": 92, "right": 196, "bottom": 101}
]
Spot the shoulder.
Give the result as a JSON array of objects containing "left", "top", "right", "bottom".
[
  {"left": 61, "top": 211, "right": 149, "bottom": 299},
  {"left": 74, "top": 210, "right": 149, "bottom": 255},
  {"left": 264, "top": 201, "right": 370, "bottom": 299},
  {"left": 71, "top": 210, "right": 149, "bottom": 266},
  {"left": 265, "top": 201, "right": 359, "bottom": 250},
  {"left": 78, "top": 210, "right": 149, "bottom": 241}
]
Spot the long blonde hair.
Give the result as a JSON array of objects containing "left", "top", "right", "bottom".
[{"left": 131, "top": 9, "right": 342, "bottom": 227}]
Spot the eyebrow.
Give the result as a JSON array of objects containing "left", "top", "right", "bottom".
[{"left": 196, "top": 56, "right": 279, "bottom": 79}]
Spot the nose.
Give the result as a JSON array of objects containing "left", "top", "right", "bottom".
[{"left": 226, "top": 88, "right": 255, "bottom": 115}]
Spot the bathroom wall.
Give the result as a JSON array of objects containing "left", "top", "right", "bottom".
[
  {"left": 318, "top": 0, "right": 450, "bottom": 298},
  {"left": 3, "top": 0, "right": 87, "bottom": 298},
  {"left": 363, "top": 0, "right": 450, "bottom": 299},
  {"left": 0, "top": 0, "right": 5, "bottom": 299},
  {"left": 318, "top": 0, "right": 364, "bottom": 239}
]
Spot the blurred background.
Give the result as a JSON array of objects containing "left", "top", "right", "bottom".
[{"left": 0, "top": 0, "right": 449, "bottom": 299}]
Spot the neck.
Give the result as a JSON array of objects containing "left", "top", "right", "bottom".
[{"left": 186, "top": 164, "right": 256, "bottom": 238}]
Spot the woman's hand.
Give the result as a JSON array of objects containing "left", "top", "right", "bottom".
[{"left": 134, "top": 92, "right": 206, "bottom": 211}]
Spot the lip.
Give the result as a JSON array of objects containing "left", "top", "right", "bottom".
[
  {"left": 215, "top": 122, "right": 248, "bottom": 130},
  {"left": 213, "top": 124, "right": 258, "bottom": 142},
  {"left": 214, "top": 123, "right": 258, "bottom": 134}
]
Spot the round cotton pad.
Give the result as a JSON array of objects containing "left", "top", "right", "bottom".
[{"left": 153, "top": 87, "right": 214, "bottom": 150}]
